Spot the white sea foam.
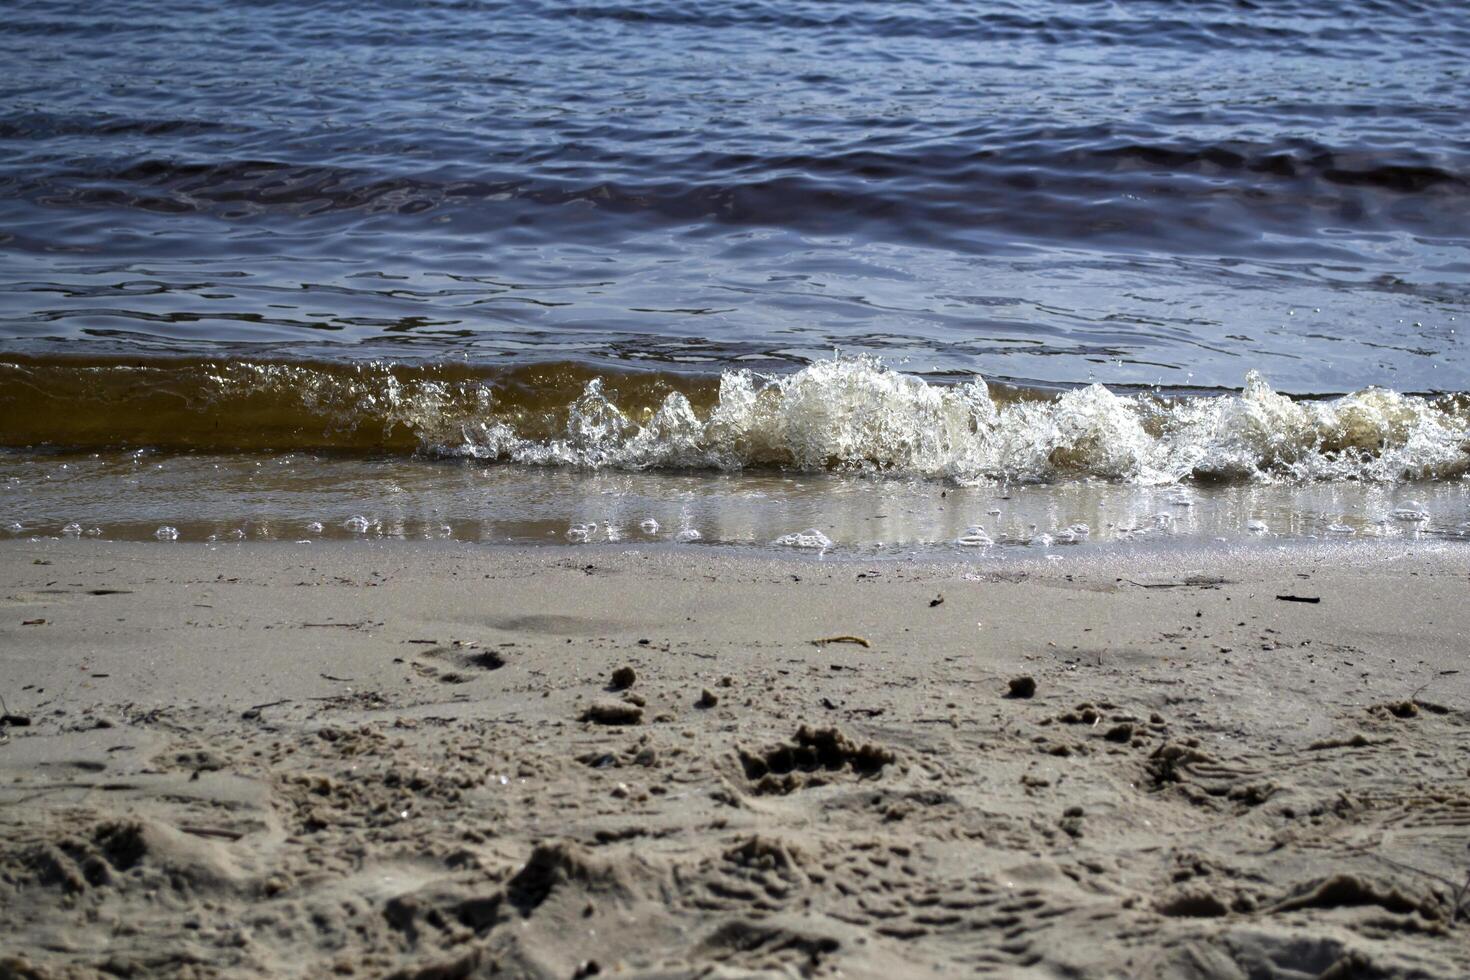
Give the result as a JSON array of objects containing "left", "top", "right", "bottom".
[
  {"left": 182, "top": 356, "right": 1470, "bottom": 484},
  {"left": 440, "top": 358, "right": 1469, "bottom": 484},
  {"left": 773, "top": 528, "right": 834, "bottom": 551},
  {"left": 154, "top": 525, "right": 179, "bottom": 541}
]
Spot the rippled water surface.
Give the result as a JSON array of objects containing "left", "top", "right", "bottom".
[
  {"left": 3, "top": 1, "right": 1470, "bottom": 545},
  {"left": 3, "top": 0, "right": 1468, "bottom": 390}
]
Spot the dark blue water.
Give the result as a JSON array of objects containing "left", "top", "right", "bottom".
[{"left": 3, "top": 0, "right": 1469, "bottom": 393}]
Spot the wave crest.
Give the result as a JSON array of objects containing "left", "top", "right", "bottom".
[
  {"left": 2, "top": 356, "right": 1466, "bottom": 483},
  {"left": 450, "top": 357, "right": 1469, "bottom": 484}
]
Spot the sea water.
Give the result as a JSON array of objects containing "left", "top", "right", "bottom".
[{"left": 2, "top": 1, "right": 1468, "bottom": 554}]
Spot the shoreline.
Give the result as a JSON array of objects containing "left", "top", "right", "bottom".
[
  {"left": 5, "top": 517, "right": 1469, "bottom": 562},
  {"left": 2, "top": 540, "right": 1468, "bottom": 977}
]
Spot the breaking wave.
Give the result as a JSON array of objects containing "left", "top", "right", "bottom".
[{"left": 1, "top": 356, "right": 1467, "bottom": 484}]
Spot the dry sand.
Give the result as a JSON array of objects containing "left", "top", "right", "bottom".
[{"left": 1, "top": 539, "right": 1467, "bottom": 978}]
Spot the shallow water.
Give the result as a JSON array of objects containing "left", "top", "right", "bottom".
[
  {"left": 3, "top": 1, "right": 1469, "bottom": 544},
  {"left": 4, "top": 450, "right": 1468, "bottom": 555}
]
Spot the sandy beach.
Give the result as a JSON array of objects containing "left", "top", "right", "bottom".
[{"left": 1, "top": 539, "right": 1467, "bottom": 978}]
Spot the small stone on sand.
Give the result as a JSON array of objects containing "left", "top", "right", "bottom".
[
  {"left": 581, "top": 701, "right": 643, "bottom": 726},
  {"left": 610, "top": 665, "right": 636, "bottom": 690},
  {"left": 1006, "top": 676, "right": 1037, "bottom": 699}
]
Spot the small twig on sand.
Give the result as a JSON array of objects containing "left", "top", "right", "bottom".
[
  {"left": 1, "top": 783, "right": 101, "bottom": 806},
  {"left": 180, "top": 825, "right": 246, "bottom": 841},
  {"left": 810, "top": 635, "right": 871, "bottom": 648},
  {"left": 1453, "top": 870, "right": 1470, "bottom": 925},
  {"left": 0, "top": 693, "right": 32, "bottom": 730},
  {"left": 1368, "top": 852, "right": 1470, "bottom": 923},
  {"left": 241, "top": 699, "right": 291, "bottom": 720}
]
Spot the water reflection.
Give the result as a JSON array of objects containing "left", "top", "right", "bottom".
[{"left": 3, "top": 452, "right": 1467, "bottom": 555}]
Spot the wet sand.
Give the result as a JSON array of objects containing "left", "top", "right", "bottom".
[{"left": 1, "top": 539, "right": 1468, "bottom": 978}]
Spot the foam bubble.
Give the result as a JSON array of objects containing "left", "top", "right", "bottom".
[
  {"left": 154, "top": 525, "right": 179, "bottom": 541},
  {"left": 343, "top": 515, "right": 373, "bottom": 533},
  {"left": 674, "top": 529, "right": 702, "bottom": 543},
  {"left": 1391, "top": 501, "right": 1430, "bottom": 521},
  {"left": 1055, "top": 523, "right": 1090, "bottom": 545},
  {"left": 61, "top": 522, "right": 82, "bottom": 536},
  {"left": 773, "top": 528, "right": 834, "bottom": 551},
  {"left": 306, "top": 521, "right": 324, "bottom": 534},
  {"left": 639, "top": 518, "right": 660, "bottom": 533},
  {"left": 955, "top": 525, "right": 994, "bottom": 547}
]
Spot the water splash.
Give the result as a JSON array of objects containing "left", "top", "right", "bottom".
[
  {"left": 3, "top": 355, "right": 1467, "bottom": 484},
  {"left": 453, "top": 358, "right": 1470, "bottom": 484}
]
